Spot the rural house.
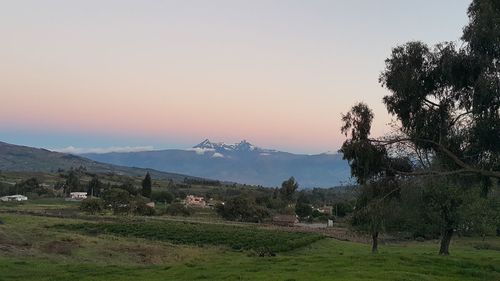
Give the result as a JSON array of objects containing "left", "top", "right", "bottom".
[
  {"left": 185, "top": 195, "right": 206, "bottom": 207},
  {"left": 69, "top": 192, "right": 87, "bottom": 200},
  {"left": 0, "top": 195, "right": 28, "bottom": 202}
]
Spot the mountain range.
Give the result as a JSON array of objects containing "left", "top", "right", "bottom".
[
  {"left": 0, "top": 141, "right": 201, "bottom": 182},
  {"left": 82, "top": 140, "right": 352, "bottom": 188}
]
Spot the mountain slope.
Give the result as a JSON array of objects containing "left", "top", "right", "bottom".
[
  {"left": 83, "top": 140, "right": 351, "bottom": 188},
  {"left": 0, "top": 141, "right": 201, "bottom": 182}
]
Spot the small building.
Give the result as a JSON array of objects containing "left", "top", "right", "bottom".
[
  {"left": 185, "top": 195, "right": 206, "bottom": 207},
  {"left": 69, "top": 192, "right": 88, "bottom": 200},
  {"left": 0, "top": 195, "right": 28, "bottom": 202},
  {"left": 272, "top": 214, "right": 299, "bottom": 227},
  {"left": 316, "top": 206, "right": 333, "bottom": 215},
  {"left": 146, "top": 202, "right": 155, "bottom": 208}
]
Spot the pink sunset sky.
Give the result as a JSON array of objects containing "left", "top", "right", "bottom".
[{"left": 0, "top": 0, "right": 470, "bottom": 154}]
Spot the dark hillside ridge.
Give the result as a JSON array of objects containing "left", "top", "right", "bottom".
[{"left": 0, "top": 141, "right": 203, "bottom": 182}]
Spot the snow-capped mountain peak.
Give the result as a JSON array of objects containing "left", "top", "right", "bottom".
[
  {"left": 234, "top": 140, "right": 256, "bottom": 151},
  {"left": 193, "top": 139, "right": 217, "bottom": 149},
  {"left": 192, "top": 139, "right": 274, "bottom": 153}
]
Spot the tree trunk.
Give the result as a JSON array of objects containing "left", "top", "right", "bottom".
[
  {"left": 439, "top": 228, "right": 453, "bottom": 255},
  {"left": 372, "top": 231, "right": 379, "bottom": 254}
]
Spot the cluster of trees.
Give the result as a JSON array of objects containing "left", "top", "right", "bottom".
[
  {"left": 183, "top": 178, "right": 222, "bottom": 186},
  {"left": 215, "top": 177, "right": 347, "bottom": 223},
  {"left": 80, "top": 172, "right": 155, "bottom": 216},
  {"left": 0, "top": 177, "right": 57, "bottom": 197},
  {"left": 341, "top": 0, "right": 500, "bottom": 255}
]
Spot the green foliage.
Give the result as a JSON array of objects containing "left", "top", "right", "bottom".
[
  {"left": 86, "top": 175, "right": 102, "bottom": 197},
  {"left": 165, "top": 203, "right": 193, "bottom": 216},
  {"left": 79, "top": 198, "right": 104, "bottom": 215},
  {"left": 101, "top": 188, "right": 130, "bottom": 214},
  {"left": 332, "top": 202, "right": 353, "bottom": 217},
  {"left": 131, "top": 197, "right": 156, "bottom": 216},
  {"left": 216, "top": 196, "right": 270, "bottom": 223},
  {"left": 379, "top": 0, "right": 500, "bottom": 176},
  {"left": 117, "top": 181, "right": 138, "bottom": 196},
  {"left": 295, "top": 202, "right": 312, "bottom": 219},
  {"left": 279, "top": 177, "right": 298, "bottom": 203},
  {"left": 141, "top": 172, "right": 152, "bottom": 199},
  {"left": 151, "top": 190, "right": 174, "bottom": 203},
  {"left": 339, "top": 103, "right": 386, "bottom": 185},
  {"left": 10, "top": 177, "right": 53, "bottom": 196},
  {"left": 63, "top": 170, "right": 81, "bottom": 195},
  {"left": 351, "top": 181, "right": 396, "bottom": 233},
  {"left": 54, "top": 221, "right": 323, "bottom": 252}
]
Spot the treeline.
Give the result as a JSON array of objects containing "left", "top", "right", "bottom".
[
  {"left": 183, "top": 177, "right": 221, "bottom": 186},
  {"left": 215, "top": 177, "right": 351, "bottom": 223}
]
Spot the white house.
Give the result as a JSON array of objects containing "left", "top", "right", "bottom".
[
  {"left": 69, "top": 192, "right": 87, "bottom": 200},
  {"left": 0, "top": 195, "right": 28, "bottom": 202}
]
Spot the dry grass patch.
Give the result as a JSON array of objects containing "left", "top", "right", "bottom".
[{"left": 41, "top": 237, "right": 81, "bottom": 256}]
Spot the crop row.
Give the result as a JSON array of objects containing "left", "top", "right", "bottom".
[{"left": 54, "top": 221, "right": 324, "bottom": 252}]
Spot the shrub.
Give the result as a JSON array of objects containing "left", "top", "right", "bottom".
[
  {"left": 166, "top": 203, "right": 193, "bottom": 216},
  {"left": 133, "top": 200, "right": 156, "bottom": 216},
  {"left": 101, "top": 188, "right": 130, "bottom": 214},
  {"left": 151, "top": 191, "right": 174, "bottom": 203},
  {"left": 216, "top": 196, "right": 270, "bottom": 223},
  {"left": 80, "top": 198, "right": 104, "bottom": 215}
]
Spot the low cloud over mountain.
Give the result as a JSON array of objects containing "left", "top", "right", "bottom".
[{"left": 82, "top": 139, "right": 352, "bottom": 188}]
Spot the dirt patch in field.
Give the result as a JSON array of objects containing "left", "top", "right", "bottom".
[
  {"left": 41, "top": 238, "right": 81, "bottom": 256},
  {"left": 105, "top": 244, "right": 172, "bottom": 265},
  {"left": 0, "top": 229, "right": 33, "bottom": 253}
]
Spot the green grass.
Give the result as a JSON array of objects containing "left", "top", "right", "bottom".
[
  {"left": 53, "top": 220, "right": 324, "bottom": 252},
  {"left": 0, "top": 213, "right": 499, "bottom": 281},
  {"left": 0, "top": 198, "right": 80, "bottom": 211}
]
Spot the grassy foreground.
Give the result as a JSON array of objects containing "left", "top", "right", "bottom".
[{"left": 0, "top": 213, "right": 499, "bottom": 281}]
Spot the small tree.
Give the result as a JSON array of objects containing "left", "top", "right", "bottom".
[
  {"left": 340, "top": 103, "right": 389, "bottom": 253},
  {"left": 101, "top": 188, "right": 130, "bottom": 215},
  {"left": 151, "top": 190, "right": 174, "bottom": 204},
  {"left": 141, "top": 172, "right": 152, "bottom": 199},
  {"left": 80, "top": 198, "right": 104, "bottom": 215},
  {"left": 14, "top": 178, "right": 41, "bottom": 195},
  {"left": 280, "top": 177, "right": 299, "bottom": 203},
  {"left": 130, "top": 196, "right": 156, "bottom": 216},
  {"left": 295, "top": 191, "right": 312, "bottom": 219},
  {"left": 165, "top": 203, "right": 193, "bottom": 216},
  {"left": 64, "top": 170, "right": 81, "bottom": 196},
  {"left": 118, "top": 181, "right": 138, "bottom": 195},
  {"left": 216, "top": 195, "right": 270, "bottom": 223},
  {"left": 87, "top": 175, "right": 102, "bottom": 197}
]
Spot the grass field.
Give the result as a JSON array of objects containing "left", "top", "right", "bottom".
[{"left": 1, "top": 202, "right": 500, "bottom": 281}]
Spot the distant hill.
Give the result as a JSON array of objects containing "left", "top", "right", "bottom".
[
  {"left": 82, "top": 139, "right": 352, "bottom": 188},
  {"left": 0, "top": 141, "right": 201, "bottom": 182}
]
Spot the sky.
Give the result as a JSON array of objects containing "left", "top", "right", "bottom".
[{"left": 0, "top": 0, "right": 471, "bottom": 154}]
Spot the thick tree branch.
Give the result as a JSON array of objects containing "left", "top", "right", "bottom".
[
  {"left": 423, "top": 98, "right": 440, "bottom": 108},
  {"left": 370, "top": 137, "right": 500, "bottom": 179},
  {"left": 449, "top": 111, "right": 472, "bottom": 128}
]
